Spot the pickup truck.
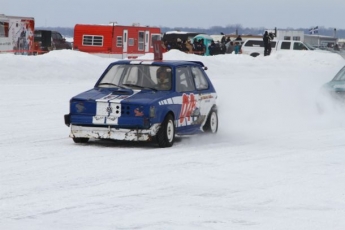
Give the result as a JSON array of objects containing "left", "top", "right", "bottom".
[
  {"left": 34, "top": 30, "right": 72, "bottom": 54},
  {"left": 241, "top": 38, "right": 314, "bottom": 57}
]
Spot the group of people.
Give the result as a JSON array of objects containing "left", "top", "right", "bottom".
[
  {"left": 162, "top": 33, "right": 243, "bottom": 56},
  {"left": 162, "top": 38, "right": 206, "bottom": 55},
  {"left": 209, "top": 34, "right": 243, "bottom": 55}
]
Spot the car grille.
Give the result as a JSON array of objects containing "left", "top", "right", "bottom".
[{"left": 121, "top": 105, "right": 132, "bottom": 116}]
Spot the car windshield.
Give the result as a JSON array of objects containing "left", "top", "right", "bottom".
[
  {"left": 304, "top": 43, "right": 315, "bottom": 50},
  {"left": 332, "top": 66, "right": 345, "bottom": 81},
  {"left": 97, "top": 64, "right": 172, "bottom": 91}
]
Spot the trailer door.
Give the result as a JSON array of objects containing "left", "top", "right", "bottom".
[
  {"left": 123, "top": 29, "right": 128, "bottom": 53},
  {"left": 145, "top": 31, "right": 150, "bottom": 52}
]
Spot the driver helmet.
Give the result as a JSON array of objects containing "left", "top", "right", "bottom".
[{"left": 157, "top": 67, "right": 171, "bottom": 85}]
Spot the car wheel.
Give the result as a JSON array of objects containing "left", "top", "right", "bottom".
[
  {"left": 156, "top": 114, "right": 175, "bottom": 148},
  {"left": 73, "top": 137, "right": 89, "bottom": 143},
  {"left": 250, "top": 53, "right": 260, "bottom": 57},
  {"left": 203, "top": 109, "right": 218, "bottom": 133}
]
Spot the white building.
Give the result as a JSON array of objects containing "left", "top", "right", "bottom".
[{"left": 266, "top": 29, "right": 338, "bottom": 48}]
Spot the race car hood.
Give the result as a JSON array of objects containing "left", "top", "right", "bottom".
[
  {"left": 324, "top": 80, "right": 345, "bottom": 92},
  {"left": 71, "top": 87, "right": 172, "bottom": 105}
]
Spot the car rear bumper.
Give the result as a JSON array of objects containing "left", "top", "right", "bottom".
[{"left": 69, "top": 124, "right": 160, "bottom": 141}]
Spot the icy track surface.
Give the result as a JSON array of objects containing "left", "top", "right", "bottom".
[{"left": 1, "top": 50, "right": 345, "bottom": 230}]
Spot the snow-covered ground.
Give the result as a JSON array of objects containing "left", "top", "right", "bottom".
[{"left": 1, "top": 49, "right": 345, "bottom": 230}]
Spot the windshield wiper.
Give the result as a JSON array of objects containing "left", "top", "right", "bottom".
[
  {"left": 122, "top": 83, "right": 157, "bottom": 91},
  {"left": 98, "top": 82, "right": 127, "bottom": 89}
]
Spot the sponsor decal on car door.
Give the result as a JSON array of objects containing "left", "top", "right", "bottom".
[{"left": 178, "top": 93, "right": 216, "bottom": 127}]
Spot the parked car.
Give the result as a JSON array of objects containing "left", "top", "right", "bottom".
[
  {"left": 34, "top": 30, "right": 71, "bottom": 54},
  {"left": 64, "top": 60, "right": 218, "bottom": 147},
  {"left": 317, "top": 65, "right": 345, "bottom": 113},
  {"left": 241, "top": 38, "right": 313, "bottom": 57}
]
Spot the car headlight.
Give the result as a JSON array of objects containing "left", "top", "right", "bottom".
[{"left": 150, "top": 106, "right": 155, "bottom": 118}]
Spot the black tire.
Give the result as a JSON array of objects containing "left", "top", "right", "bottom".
[
  {"left": 156, "top": 114, "right": 175, "bottom": 148},
  {"left": 250, "top": 53, "right": 260, "bottom": 57},
  {"left": 203, "top": 109, "right": 218, "bottom": 133},
  {"left": 73, "top": 137, "right": 89, "bottom": 143}
]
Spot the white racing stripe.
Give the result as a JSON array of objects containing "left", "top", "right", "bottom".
[{"left": 92, "top": 90, "right": 141, "bottom": 125}]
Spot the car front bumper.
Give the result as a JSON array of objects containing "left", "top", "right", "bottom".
[{"left": 69, "top": 124, "right": 161, "bottom": 142}]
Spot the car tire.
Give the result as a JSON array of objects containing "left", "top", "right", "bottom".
[
  {"left": 250, "top": 53, "right": 260, "bottom": 57},
  {"left": 73, "top": 137, "right": 89, "bottom": 143},
  {"left": 156, "top": 114, "right": 175, "bottom": 148},
  {"left": 203, "top": 109, "right": 218, "bottom": 133}
]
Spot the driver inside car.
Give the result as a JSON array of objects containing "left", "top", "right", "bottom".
[{"left": 156, "top": 67, "right": 172, "bottom": 90}]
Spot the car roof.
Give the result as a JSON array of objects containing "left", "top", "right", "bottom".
[
  {"left": 112, "top": 59, "right": 206, "bottom": 68},
  {"left": 244, "top": 38, "right": 303, "bottom": 42}
]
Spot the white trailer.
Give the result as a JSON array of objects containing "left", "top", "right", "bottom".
[{"left": 0, "top": 14, "right": 35, "bottom": 54}]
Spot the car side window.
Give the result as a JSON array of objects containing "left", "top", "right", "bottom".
[
  {"left": 176, "top": 67, "right": 195, "bottom": 92},
  {"left": 56, "top": 33, "right": 62, "bottom": 40},
  {"left": 191, "top": 66, "right": 208, "bottom": 90},
  {"left": 245, "top": 40, "right": 264, "bottom": 47},
  {"left": 281, "top": 42, "right": 291, "bottom": 50},
  {"left": 293, "top": 42, "right": 307, "bottom": 50}
]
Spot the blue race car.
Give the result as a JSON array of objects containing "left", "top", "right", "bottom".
[
  {"left": 64, "top": 59, "right": 218, "bottom": 147},
  {"left": 322, "top": 65, "right": 345, "bottom": 100},
  {"left": 317, "top": 65, "right": 345, "bottom": 113}
]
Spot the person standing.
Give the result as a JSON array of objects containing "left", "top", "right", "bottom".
[
  {"left": 226, "top": 41, "right": 234, "bottom": 54},
  {"left": 185, "top": 40, "right": 193, "bottom": 53},
  {"left": 220, "top": 32, "right": 226, "bottom": 44},
  {"left": 235, "top": 35, "right": 242, "bottom": 41},
  {"left": 209, "top": 40, "right": 216, "bottom": 55},
  {"left": 263, "top": 31, "right": 270, "bottom": 56},
  {"left": 234, "top": 42, "right": 241, "bottom": 54},
  {"left": 267, "top": 32, "right": 274, "bottom": 55}
]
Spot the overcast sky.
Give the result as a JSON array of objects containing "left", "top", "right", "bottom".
[{"left": 2, "top": 0, "right": 345, "bottom": 30}]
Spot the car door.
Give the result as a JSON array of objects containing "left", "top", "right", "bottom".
[
  {"left": 175, "top": 66, "right": 199, "bottom": 134},
  {"left": 175, "top": 65, "right": 214, "bottom": 134},
  {"left": 52, "top": 31, "right": 66, "bottom": 49},
  {"left": 190, "top": 66, "right": 216, "bottom": 128},
  {"left": 52, "top": 32, "right": 60, "bottom": 49}
]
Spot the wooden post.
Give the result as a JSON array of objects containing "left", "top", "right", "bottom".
[{"left": 153, "top": 40, "right": 163, "bottom": 61}]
